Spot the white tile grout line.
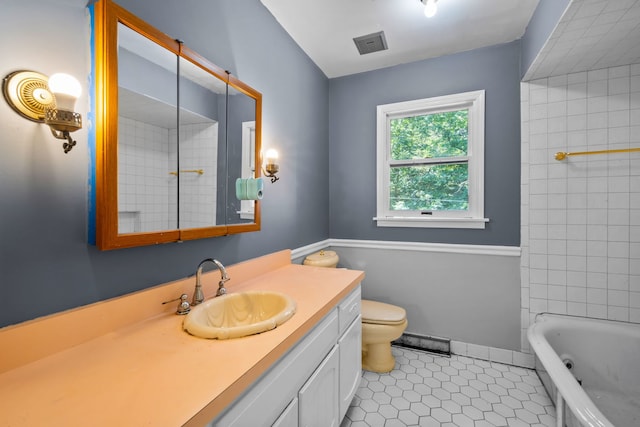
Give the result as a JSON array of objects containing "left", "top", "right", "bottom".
[{"left": 344, "top": 346, "right": 555, "bottom": 427}]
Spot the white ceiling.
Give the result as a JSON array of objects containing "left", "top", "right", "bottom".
[
  {"left": 260, "top": 0, "right": 540, "bottom": 78},
  {"left": 119, "top": 88, "right": 214, "bottom": 128},
  {"left": 524, "top": 0, "right": 640, "bottom": 80}
]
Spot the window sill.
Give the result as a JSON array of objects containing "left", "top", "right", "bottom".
[{"left": 373, "top": 216, "right": 489, "bottom": 229}]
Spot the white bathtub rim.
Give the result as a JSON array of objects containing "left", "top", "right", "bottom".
[{"left": 528, "top": 314, "right": 614, "bottom": 427}]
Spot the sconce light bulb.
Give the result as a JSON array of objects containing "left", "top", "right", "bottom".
[
  {"left": 423, "top": 0, "right": 437, "bottom": 17},
  {"left": 265, "top": 149, "right": 279, "bottom": 164},
  {"left": 48, "top": 73, "right": 82, "bottom": 110}
]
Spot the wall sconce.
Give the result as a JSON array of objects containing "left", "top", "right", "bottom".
[
  {"left": 2, "top": 70, "right": 82, "bottom": 153},
  {"left": 262, "top": 149, "right": 280, "bottom": 183}
]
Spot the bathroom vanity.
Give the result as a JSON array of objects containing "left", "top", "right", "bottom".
[
  {"left": 0, "top": 250, "right": 364, "bottom": 426},
  {"left": 213, "top": 286, "right": 361, "bottom": 426}
]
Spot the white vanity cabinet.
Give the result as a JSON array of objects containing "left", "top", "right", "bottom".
[
  {"left": 299, "top": 346, "right": 339, "bottom": 427},
  {"left": 210, "top": 286, "right": 362, "bottom": 427},
  {"left": 338, "top": 314, "right": 362, "bottom": 419},
  {"left": 337, "top": 287, "right": 362, "bottom": 421},
  {"left": 273, "top": 398, "right": 298, "bottom": 427}
]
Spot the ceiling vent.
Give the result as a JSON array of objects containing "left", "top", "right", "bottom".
[{"left": 353, "top": 31, "right": 388, "bottom": 55}]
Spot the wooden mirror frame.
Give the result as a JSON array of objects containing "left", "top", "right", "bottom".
[{"left": 94, "top": 0, "right": 262, "bottom": 250}]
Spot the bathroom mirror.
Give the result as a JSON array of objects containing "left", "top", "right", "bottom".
[
  {"left": 94, "top": 0, "right": 261, "bottom": 250},
  {"left": 117, "top": 22, "right": 179, "bottom": 234},
  {"left": 177, "top": 55, "right": 226, "bottom": 231},
  {"left": 225, "top": 80, "right": 260, "bottom": 226}
]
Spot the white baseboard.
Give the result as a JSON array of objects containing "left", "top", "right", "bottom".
[{"left": 450, "top": 341, "right": 534, "bottom": 368}]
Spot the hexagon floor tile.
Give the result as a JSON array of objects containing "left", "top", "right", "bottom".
[{"left": 341, "top": 346, "right": 555, "bottom": 427}]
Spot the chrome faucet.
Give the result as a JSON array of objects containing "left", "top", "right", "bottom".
[{"left": 192, "top": 258, "right": 230, "bottom": 305}]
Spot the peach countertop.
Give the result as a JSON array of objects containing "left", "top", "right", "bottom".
[{"left": 0, "top": 250, "right": 364, "bottom": 426}]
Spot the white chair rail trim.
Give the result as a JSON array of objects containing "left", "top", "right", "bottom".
[{"left": 291, "top": 239, "right": 521, "bottom": 260}]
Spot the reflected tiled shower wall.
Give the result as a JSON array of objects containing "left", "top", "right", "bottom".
[
  {"left": 521, "top": 64, "right": 640, "bottom": 352},
  {"left": 118, "top": 118, "right": 218, "bottom": 232},
  {"left": 169, "top": 123, "right": 219, "bottom": 229},
  {"left": 119, "top": 117, "right": 171, "bottom": 232}
]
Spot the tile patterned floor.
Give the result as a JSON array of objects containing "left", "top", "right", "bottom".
[{"left": 341, "top": 346, "right": 556, "bottom": 427}]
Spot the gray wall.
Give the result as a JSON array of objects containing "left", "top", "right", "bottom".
[
  {"left": 119, "top": 49, "right": 177, "bottom": 109},
  {"left": 0, "top": 0, "right": 329, "bottom": 328},
  {"left": 0, "top": 0, "right": 563, "bottom": 353},
  {"left": 334, "top": 246, "right": 521, "bottom": 350},
  {"left": 520, "top": 0, "right": 571, "bottom": 78},
  {"left": 328, "top": 41, "right": 522, "bottom": 246}
]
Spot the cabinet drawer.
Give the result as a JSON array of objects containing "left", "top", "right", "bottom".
[{"left": 338, "top": 286, "right": 361, "bottom": 334}]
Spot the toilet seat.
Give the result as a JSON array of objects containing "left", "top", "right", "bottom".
[{"left": 361, "top": 300, "right": 406, "bottom": 326}]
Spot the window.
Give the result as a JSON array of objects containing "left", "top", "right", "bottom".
[{"left": 375, "top": 90, "right": 487, "bottom": 229}]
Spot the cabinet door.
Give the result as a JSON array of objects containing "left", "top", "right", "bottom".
[
  {"left": 338, "top": 287, "right": 361, "bottom": 334},
  {"left": 273, "top": 398, "right": 298, "bottom": 427},
  {"left": 299, "top": 346, "right": 339, "bottom": 427},
  {"left": 339, "top": 315, "right": 362, "bottom": 420}
]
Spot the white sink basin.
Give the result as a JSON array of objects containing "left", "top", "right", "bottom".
[{"left": 183, "top": 291, "right": 296, "bottom": 339}]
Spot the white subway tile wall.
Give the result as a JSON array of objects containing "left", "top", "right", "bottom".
[
  {"left": 118, "top": 118, "right": 218, "bottom": 232},
  {"left": 521, "top": 62, "right": 640, "bottom": 352},
  {"left": 170, "top": 123, "right": 219, "bottom": 229},
  {"left": 449, "top": 341, "right": 535, "bottom": 369},
  {"left": 118, "top": 117, "right": 172, "bottom": 232}
]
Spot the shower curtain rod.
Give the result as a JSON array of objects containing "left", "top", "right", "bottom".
[{"left": 555, "top": 147, "right": 640, "bottom": 161}]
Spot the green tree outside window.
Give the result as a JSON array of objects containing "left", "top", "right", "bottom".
[{"left": 389, "top": 110, "right": 469, "bottom": 211}]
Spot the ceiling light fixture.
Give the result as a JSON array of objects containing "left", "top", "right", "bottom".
[{"left": 421, "top": 0, "right": 438, "bottom": 18}]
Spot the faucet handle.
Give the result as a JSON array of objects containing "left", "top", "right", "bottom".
[
  {"left": 216, "top": 281, "right": 227, "bottom": 297},
  {"left": 162, "top": 293, "right": 191, "bottom": 315},
  {"left": 176, "top": 294, "right": 191, "bottom": 314}
]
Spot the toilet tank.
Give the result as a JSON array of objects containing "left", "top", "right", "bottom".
[{"left": 303, "top": 250, "right": 339, "bottom": 268}]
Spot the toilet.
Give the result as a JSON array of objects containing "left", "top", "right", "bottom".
[{"left": 303, "top": 250, "right": 408, "bottom": 373}]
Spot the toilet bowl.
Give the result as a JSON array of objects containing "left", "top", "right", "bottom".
[
  {"left": 361, "top": 300, "right": 407, "bottom": 373},
  {"left": 303, "top": 250, "right": 408, "bottom": 373}
]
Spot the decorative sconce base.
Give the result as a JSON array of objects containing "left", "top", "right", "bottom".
[
  {"left": 2, "top": 70, "right": 53, "bottom": 122},
  {"left": 2, "top": 70, "right": 82, "bottom": 154},
  {"left": 45, "top": 109, "right": 82, "bottom": 132},
  {"left": 50, "top": 129, "right": 77, "bottom": 153},
  {"left": 45, "top": 109, "right": 82, "bottom": 153},
  {"left": 264, "top": 163, "right": 280, "bottom": 183}
]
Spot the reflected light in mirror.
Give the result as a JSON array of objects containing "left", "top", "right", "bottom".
[
  {"left": 422, "top": 0, "right": 437, "bottom": 17},
  {"left": 265, "top": 149, "right": 278, "bottom": 164},
  {"left": 263, "top": 148, "right": 279, "bottom": 183}
]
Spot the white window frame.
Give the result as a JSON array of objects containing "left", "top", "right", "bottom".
[
  {"left": 374, "top": 90, "right": 488, "bottom": 229},
  {"left": 238, "top": 121, "right": 256, "bottom": 220}
]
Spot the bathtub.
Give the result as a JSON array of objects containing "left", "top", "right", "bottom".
[{"left": 527, "top": 313, "right": 640, "bottom": 427}]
